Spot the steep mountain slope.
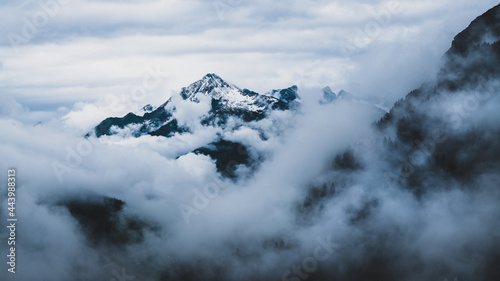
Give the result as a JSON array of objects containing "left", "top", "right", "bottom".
[
  {"left": 292, "top": 4, "right": 500, "bottom": 281},
  {"left": 375, "top": 3, "right": 500, "bottom": 190}
]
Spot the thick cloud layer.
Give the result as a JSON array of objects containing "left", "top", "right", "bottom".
[
  {"left": 1, "top": 72, "right": 499, "bottom": 281},
  {"left": 0, "top": 92, "right": 379, "bottom": 280}
]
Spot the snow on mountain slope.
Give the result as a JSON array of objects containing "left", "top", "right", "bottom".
[
  {"left": 93, "top": 73, "right": 300, "bottom": 138},
  {"left": 180, "top": 73, "right": 265, "bottom": 112}
]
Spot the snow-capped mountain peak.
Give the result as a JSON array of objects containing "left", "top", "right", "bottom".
[
  {"left": 180, "top": 73, "right": 237, "bottom": 100},
  {"left": 93, "top": 73, "right": 301, "bottom": 138},
  {"left": 179, "top": 73, "right": 265, "bottom": 111}
]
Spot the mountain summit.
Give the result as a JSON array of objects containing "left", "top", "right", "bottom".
[
  {"left": 180, "top": 73, "right": 235, "bottom": 101},
  {"left": 93, "top": 73, "right": 300, "bottom": 138},
  {"left": 91, "top": 73, "right": 304, "bottom": 178}
]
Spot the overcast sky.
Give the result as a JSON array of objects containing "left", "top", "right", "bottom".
[{"left": 1, "top": 0, "right": 498, "bottom": 112}]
